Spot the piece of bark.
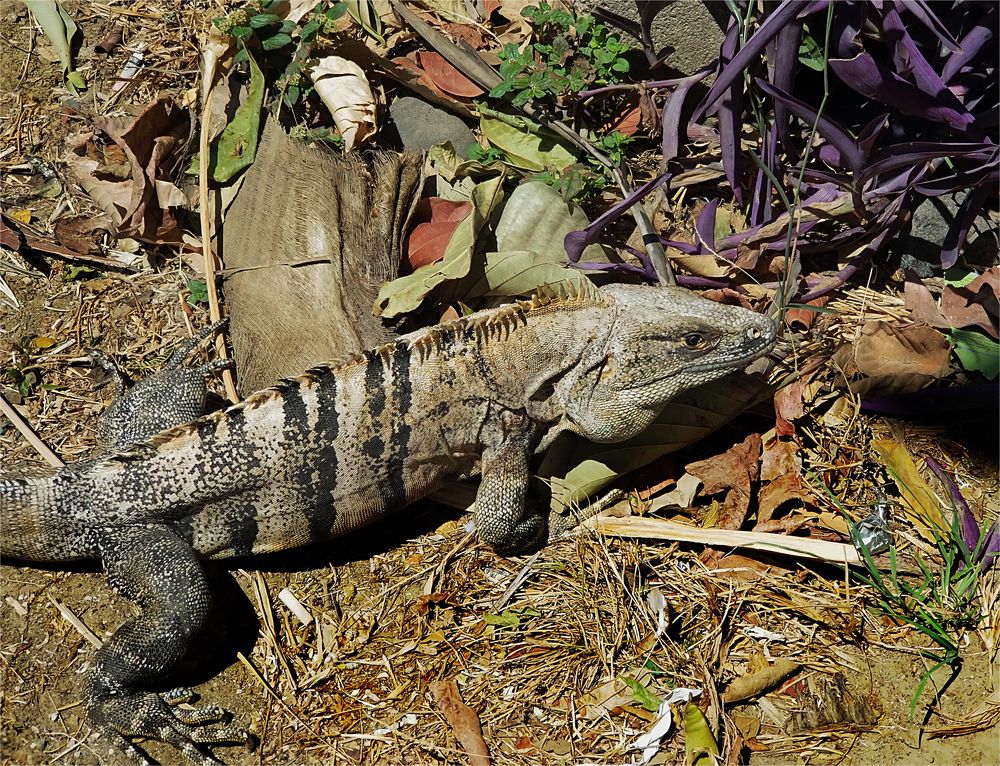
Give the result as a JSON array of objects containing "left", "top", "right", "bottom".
[{"left": 221, "top": 117, "right": 423, "bottom": 392}]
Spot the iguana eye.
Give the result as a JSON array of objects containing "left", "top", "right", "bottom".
[{"left": 683, "top": 332, "right": 705, "bottom": 349}]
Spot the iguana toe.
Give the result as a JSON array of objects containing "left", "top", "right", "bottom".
[{"left": 89, "top": 689, "right": 252, "bottom": 765}]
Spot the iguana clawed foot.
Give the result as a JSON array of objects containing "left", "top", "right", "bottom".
[{"left": 89, "top": 686, "right": 252, "bottom": 765}]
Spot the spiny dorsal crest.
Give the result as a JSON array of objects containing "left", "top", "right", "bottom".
[{"left": 94, "top": 281, "right": 606, "bottom": 464}]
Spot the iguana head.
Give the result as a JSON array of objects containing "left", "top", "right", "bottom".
[{"left": 554, "top": 284, "right": 777, "bottom": 443}]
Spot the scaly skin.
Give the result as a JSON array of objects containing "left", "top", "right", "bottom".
[{"left": 1, "top": 283, "right": 777, "bottom": 763}]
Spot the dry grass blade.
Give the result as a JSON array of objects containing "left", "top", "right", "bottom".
[{"left": 588, "top": 515, "right": 861, "bottom": 564}]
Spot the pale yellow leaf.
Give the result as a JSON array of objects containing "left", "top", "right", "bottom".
[{"left": 309, "top": 55, "right": 377, "bottom": 151}]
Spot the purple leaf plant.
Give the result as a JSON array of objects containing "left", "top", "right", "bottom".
[{"left": 573, "top": 1, "right": 998, "bottom": 294}]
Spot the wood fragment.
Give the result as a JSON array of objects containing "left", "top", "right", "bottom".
[{"left": 587, "top": 516, "right": 861, "bottom": 564}]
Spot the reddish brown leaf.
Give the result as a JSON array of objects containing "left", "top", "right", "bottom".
[
  {"left": 406, "top": 197, "right": 472, "bottom": 269},
  {"left": 687, "top": 433, "right": 762, "bottom": 531},
  {"left": 785, "top": 295, "right": 829, "bottom": 332},
  {"left": 753, "top": 515, "right": 810, "bottom": 534},
  {"left": 760, "top": 433, "right": 800, "bottom": 483},
  {"left": 429, "top": 679, "right": 491, "bottom": 766},
  {"left": 416, "top": 51, "right": 485, "bottom": 98},
  {"left": 757, "top": 474, "right": 814, "bottom": 524},
  {"left": 941, "top": 266, "right": 999, "bottom": 339},
  {"left": 441, "top": 22, "right": 490, "bottom": 49},
  {"left": 773, "top": 378, "right": 807, "bottom": 437},
  {"left": 758, "top": 433, "right": 814, "bottom": 525},
  {"left": 904, "top": 268, "right": 999, "bottom": 339}
]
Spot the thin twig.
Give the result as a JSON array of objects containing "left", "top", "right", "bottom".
[
  {"left": 0, "top": 393, "right": 64, "bottom": 468},
  {"left": 198, "top": 36, "right": 239, "bottom": 404}
]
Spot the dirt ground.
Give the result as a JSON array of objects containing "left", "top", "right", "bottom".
[{"left": 1, "top": 2, "right": 998, "bottom": 766}]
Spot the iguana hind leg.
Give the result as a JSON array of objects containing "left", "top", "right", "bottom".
[{"left": 87, "top": 525, "right": 251, "bottom": 765}]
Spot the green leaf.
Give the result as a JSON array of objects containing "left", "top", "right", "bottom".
[
  {"left": 798, "top": 32, "right": 826, "bottom": 71},
  {"left": 262, "top": 32, "right": 292, "bottom": 50},
  {"left": 683, "top": 702, "right": 720, "bottom": 766},
  {"left": 947, "top": 329, "right": 999, "bottom": 379},
  {"left": 210, "top": 48, "right": 265, "bottom": 183},
  {"left": 300, "top": 19, "right": 322, "bottom": 39},
  {"left": 374, "top": 174, "right": 505, "bottom": 318},
  {"left": 345, "top": 0, "right": 385, "bottom": 45},
  {"left": 470, "top": 250, "right": 589, "bottom": 298},
  {"left": 622, "top": 677, "right": 662, "bottom": 713},
  {"left": 27, "top": 0, "right": 86, "bottom": 93},
  {"left": 480, "top": 116, "right": 576, "bottom": 172},
  {"left": 63, "top": 265, "right": 98, "bottom": 281},
  {"left": 249, "top": 13, "right": 280, "bottom": 28},
  {"left": 484, "top": 611, "right": 521, "bottom": 628},
  {"left": 186, "top": 279, "right": 209, "bottom": 306},
  {"left": 943, "top": 267, "right": 979, "bottom": 287}
]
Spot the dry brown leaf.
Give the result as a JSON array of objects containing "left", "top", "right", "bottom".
[
  {"left": 52, "top": 216, "right": 110, "bottom": 254},
  {"left": 687, "top": 432, "right": 762, "bottom": 531},
  {"left": 773, "top": 378, "right": 806, "bottom": 437},
  {"left": 757, "top": 475, "right": 814, "bottom": 525},
  {"left": 429, "top": 679, "right": 491, "bottom": 766},
  {"left": 853, "top": 321, "right": 951, "bottom": 378},
  {"left": 67, "top": 99, "right": 189, "bottom": 243},
  {"left": 906, "top": 268, "right": 999, "bottom": 339},
  {"left": 722, "top": 659, "right": 801, "bottom": 704}
]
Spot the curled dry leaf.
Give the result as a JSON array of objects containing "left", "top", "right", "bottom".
[
  {"left": 785, "top": 296, "right": 830, "bottom": 332},
  {"left": 309, "top": 55, "right": 378, "bottom": 151},
  {"left": 429, "top": 679, "right": 491, "bottom": 766},
  {"left": 722, "top": 658, "right": 801, "bottom": 704},
  {"left": 66, "top": 98, "right": 190, "bottom": 243},
  {"left": 773, "top": 377, "right": 807, "bottom": 437},
  {"left": 686, "top": 432, "right": 762, "bottom": 531}
]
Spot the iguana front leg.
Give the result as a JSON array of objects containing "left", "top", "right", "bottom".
[
  {"left": 93, "top": 318, "right": 233, "bottom": 451},
  {"left": 88, "top": 525, "right": 251, "bottom": 764},
  {"left": 475, "top": 410, "right": 549, "bottom": 555}
]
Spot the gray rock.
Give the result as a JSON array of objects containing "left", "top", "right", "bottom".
[
  {"left": 901, "top": 192, "right": 966, "bottom": 274},
  {"left": 389, "top": 97, "right": 476, "bottom": 156},
  {"left": 582, "top": 0, "right": 725, "bottom": 75}
]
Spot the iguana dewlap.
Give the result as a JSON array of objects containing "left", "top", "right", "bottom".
[{"left": 1, "top": 283, "right": 776, "bottom": 764}]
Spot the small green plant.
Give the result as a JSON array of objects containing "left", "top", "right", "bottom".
[
  {"left": 186, "top": 278, "right": 209, "bottom": 307},
  {"left": 213, "top": 1, "right": 348, "bottom": 108},
  {"left": 535, "top": 163, "right": 606, "bottom": 202},
  {"left": 288, "top": 124, "right": 343, "bottom": 147},
  {"left": 5, "top": 367, "right": 38, "bottom": 398},
  {"left": 466, "top": 144, "right": 504, "bottom": 164},
  {"left": 490, "top": 2, "right": 630, "bottom": 108},
  {"left": 851, "top": 512, "right": 986, "bottom": 719},
  {"left": 593, "top": 131, "right": 632, "bottom": 166}
]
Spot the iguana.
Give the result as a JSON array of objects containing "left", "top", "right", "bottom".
[{"left": 1, "top": 283, "right": 777, "bottom": 764}]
